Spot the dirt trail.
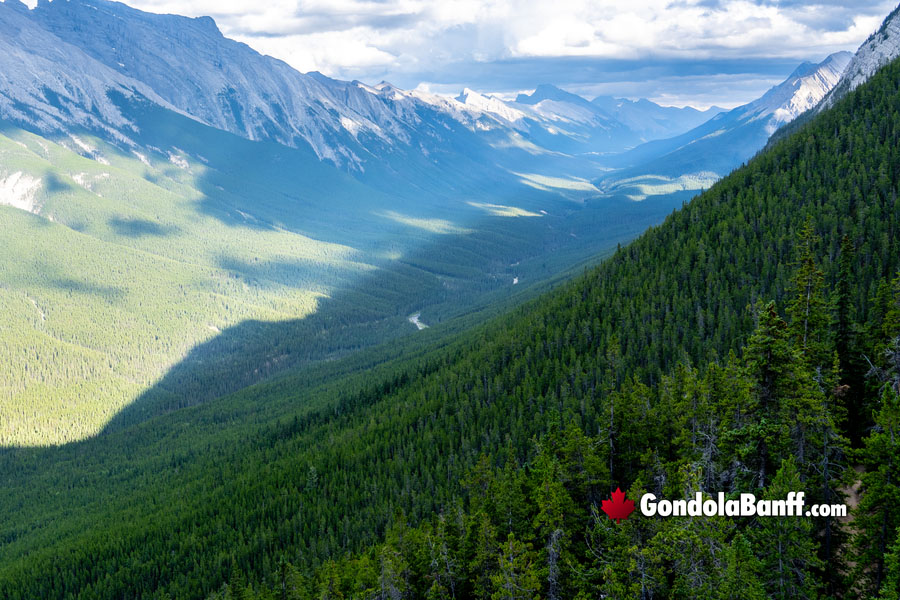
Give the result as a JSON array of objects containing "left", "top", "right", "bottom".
[{"left": 26, "top": 294, "right": 45, "bottom": 323}]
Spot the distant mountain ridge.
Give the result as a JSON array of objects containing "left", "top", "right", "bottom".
[
  {"left": 453, "top": 84, "right": 727, "bottom": 156},
  {"left": 596, "top": 51, "right": 852, "bottom": 199},
  {"left": 590, "top": 95, "right": 724, "bottom": 142},
  {"left": 0, "top": 0, "right": 724, "bottom": 174}
]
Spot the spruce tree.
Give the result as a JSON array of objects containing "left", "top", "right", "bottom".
[
  {"left": 753, "top": 456, "right": 822, "bottom": 600},
  {"left": 718, "top": 533, "right": 765, "bottom": 600},
  {"left": 853, "top": 381, "right": 900, "bottom": 595},
  {"left": 787, "top": 219, "right": 830, "bottom": 369},
  {"left": 490, "top": 534, "right": 539, "bottom": 600}
]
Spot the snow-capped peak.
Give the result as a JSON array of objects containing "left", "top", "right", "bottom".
[
  {"left": 455, "top": 89, "right": 526, "bottom": 124},
  {"left": 745, "top": 52, "right": 851, "bottom": 133}
]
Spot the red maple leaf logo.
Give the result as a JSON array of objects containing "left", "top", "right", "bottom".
[{"left": 601, "top": 487, "right": 635, "bottom": 523}]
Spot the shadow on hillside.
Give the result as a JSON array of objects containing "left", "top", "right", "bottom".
[
  {"left": 0, "top": 109, "right": 693, "bottom": 447},
  {"left": 109, "top": 217, "right": 179, "bottom": 238},
  {"left": 98, "top": 186, "right": 691, "bottom": 435},
  {"left": 113, "top": 93, "right": 600, "bottom": 250},
  {"left": 100, "top": 208, "right": 564, "bottom": 433},
  {"left": 50, "top": 277, "right": 125, "bottom": 300}
]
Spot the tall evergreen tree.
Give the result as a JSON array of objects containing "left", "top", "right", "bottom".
[
  {"left": 718, "top": 533, "right": 765, "bottom": 600},
  {"left": 853, "top": 377, "right": 900, "bottom": 595},
  {"left": 753, "top": 457, "right": 822, "bottom": 600},
  {"left": 834, "top": 234, "right": 857, "bottom": 375},
  {"left": 490, "top": 534, "right": 539, "bottom": 600},
  {"left": 787, "top": 219, "right": 830, "bottom": 369},
  {"left": 740, "top": 302, "right": 796, "bottom": 488},
  {"left": 877, "top": 526, "right": 900, "bottom": 600}
]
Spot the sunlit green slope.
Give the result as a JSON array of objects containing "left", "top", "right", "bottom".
[{"left": 0, "top": 98, "right": 686, "bottom": 445}]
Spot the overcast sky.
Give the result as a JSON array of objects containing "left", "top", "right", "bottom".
[{"left": 120, "top": 0, "right": 896, "bottom": 108}]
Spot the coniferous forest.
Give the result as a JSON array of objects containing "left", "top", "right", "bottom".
[{"left": 4, "top": 18, "right": 900, "bottom": 600}]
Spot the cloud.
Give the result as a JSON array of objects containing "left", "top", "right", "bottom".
[{"left": 122, "top": 0, "right": 897, "bottom": 106}]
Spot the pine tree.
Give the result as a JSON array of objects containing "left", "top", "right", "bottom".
[
  {"left": 741, "top": 301, "right": 796, "bottom": 488},
  {"left": 589, "top": 482, "right": 664, "bottom": 600},
  {"left": 490, "top": 534, "right": 539, "bottom": 600},
  {"left": 377, "top": 539, "right": 407, "bottom": 600},
  {"left": 425, "top": 512, "right": 458, "bottom": 599},
  {"left": 315, "top": 561, "right": 343, "bottom": 600},
  {"left": 753, "top": 456, "right": 823, "bottom": 600},
  {"left": 787, "top": 219, "right": 830, "bottom": 369},
  {"left": 833, "top": 235, "right": 856, "bottom": 375},
  {"left": 718, "top": 533, "right": 765, "bottom": 600},
  {"left": 853, "top": 381, "right": 900, "bottom": 595},
  {"left": 531, "top": 442, "right": 574, "bottom": 600},
  {"left": 877, "top": 527, "right": 900, "bottom": 600},
  {"left": 464, "top": 510, "right": 498, "bottom": 600}
]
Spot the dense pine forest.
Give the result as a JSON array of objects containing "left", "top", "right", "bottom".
[{"left": 3, "top": 42, "right": 900, "bottom": 600}]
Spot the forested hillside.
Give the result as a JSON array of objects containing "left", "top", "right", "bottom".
[
  {"left": 0, "top": 95, "right": 676, "bottom": 446},
  {"left": 2, "top": 49, "right": 900, "bottom": 600}
]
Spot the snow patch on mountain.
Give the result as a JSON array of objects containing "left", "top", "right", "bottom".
[
  {"left": 455, "top": 89, "right": 527, "bottom": 125},
  {"left": 71, "top": 171, "right": 109, "bottom": 195},
  {"left": 168, "top": 151, "right": 190, "bottom": 170},
  {"left": 753, "top": 52, "right": 851, "bottom": 133},
  {"left": 67, "top": 134, "right": 109, "bottom": 163},
  {"left": 132, "top": 150, "right": 151, "bottom": 167},
  {"left": 0, "top": 171, "right": 42, "bottom": 213},
  {"left": 527, "top": 99, "right": 608, "bottom": 127}
]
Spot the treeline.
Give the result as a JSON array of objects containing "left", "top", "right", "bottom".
[{"left": 3, "top": 49, "right": 900, "bottom": 600}]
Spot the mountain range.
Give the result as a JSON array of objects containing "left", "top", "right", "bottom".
[
  {"left": 0, "top": 0, "right": 847, "bottom": 185},
  {"left": 595, "top": 51, "right": 852, "bottom": 198},
  {"left": 1, "top": 0, "right": 702, "bottom": 176}
]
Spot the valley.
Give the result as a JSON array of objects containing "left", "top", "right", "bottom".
[
  {"left": 2, "top": 0, "right": 900, "bottom": 598},
  {"left": 0, "top": 0, "right": 737, "bottom": 446}
]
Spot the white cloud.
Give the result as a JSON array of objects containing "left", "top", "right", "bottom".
[
  {"left": 124, "top": 0, "right": 894, "bottom": 66},
  {"left": 120, "top": 0, "right": 896, "bottom": 105}
]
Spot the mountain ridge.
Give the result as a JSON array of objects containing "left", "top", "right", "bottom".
[
  {"left": 0, "top": 0, "right": 731, "bottom": 172},
  {"left": 595, "top": 51, "right": 851, "bottom": 198},
  {"left": 819, "top": 3, "right": 900, "bottom": 110}
]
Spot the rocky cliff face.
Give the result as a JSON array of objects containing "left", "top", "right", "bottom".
[
  {"left": 753, "top": 52, "right": 851, "bottom": 134},
  {"left": 818, "top": 4, "right": 900, "bottom": 110},
  {"left": 0, "top": 0, "right": 704, "bottom": 171},
  {"left": 0, "top": 0, "right": 179, "bottom": 141}
]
